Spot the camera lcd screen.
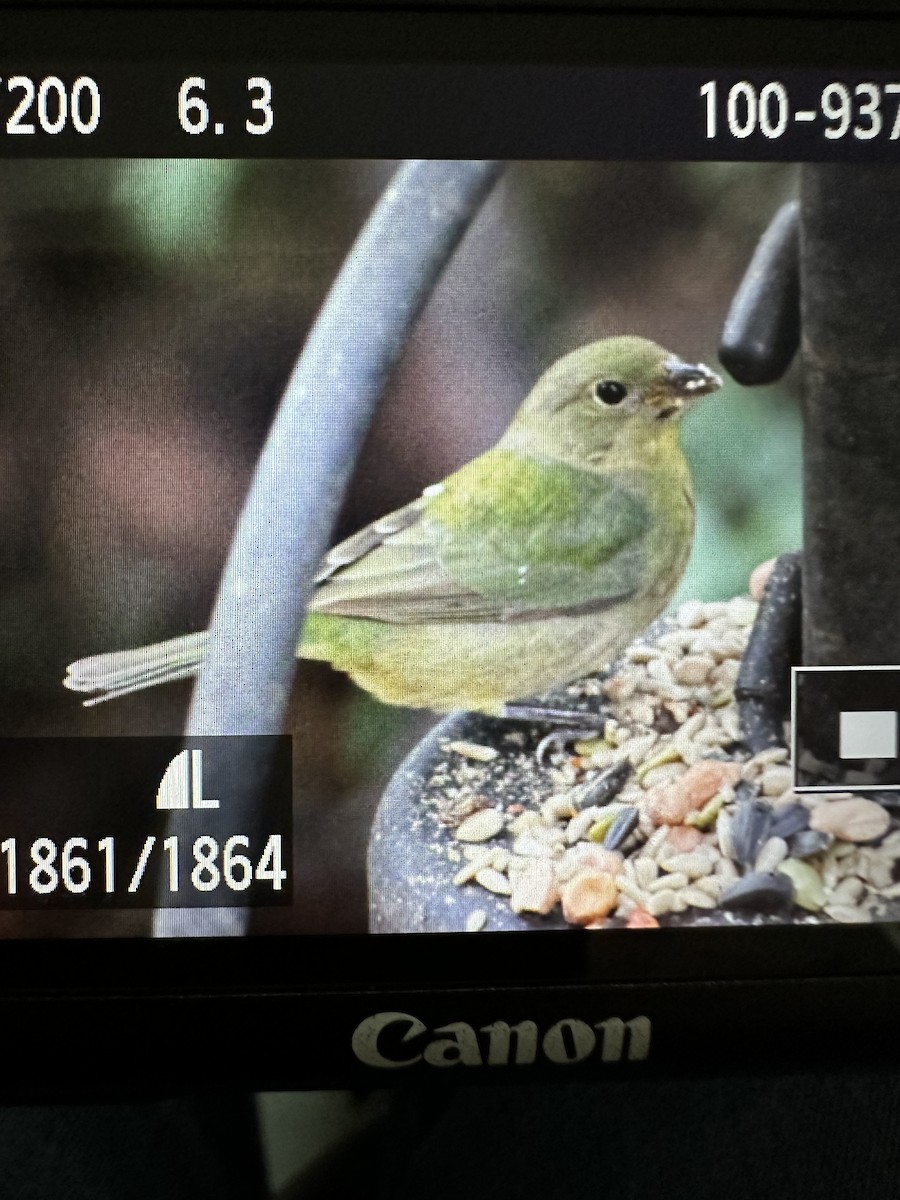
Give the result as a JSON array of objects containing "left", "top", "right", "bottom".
[{"left": 0, "top": 10, "right": 897, "bottom": 956}]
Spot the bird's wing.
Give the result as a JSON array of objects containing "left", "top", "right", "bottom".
[
  {"left": 314, "top": 499, "right": 429, "bottom": 585},
  {"left": 310, "top": 494, "right": 501, "bottom": 622},
  {"left": 310, "top": 450, "right": 651, "bottom": 624}
]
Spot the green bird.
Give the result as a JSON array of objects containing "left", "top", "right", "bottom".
[{"left": 64, "top": 336, "right": 721, "bottom": 714}]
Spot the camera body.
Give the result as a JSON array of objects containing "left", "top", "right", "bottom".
[{"left": 1, "top": 2, "right": 899, "bottom": 1097}]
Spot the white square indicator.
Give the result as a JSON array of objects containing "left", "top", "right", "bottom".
[{"left": 839, "top": 710, "right": 898, "bottom": 760}]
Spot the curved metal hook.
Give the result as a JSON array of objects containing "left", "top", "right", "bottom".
[{"left": 153, "top": 159, "right": 505, "bottom": 937}]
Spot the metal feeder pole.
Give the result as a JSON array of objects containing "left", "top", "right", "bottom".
[
  {"left": 153, "top": 159, "right": 504, "bottom": 937},
  {"left": 801, "top": 165, "right": 900, "bottom": 667}
]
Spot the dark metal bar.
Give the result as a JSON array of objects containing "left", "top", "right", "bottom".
[
  {"left": 736, "top": 551, "right": 802, "bottom": 753},
  {"left": 801, "top": 165, "right": 900, "bottom": 666},
  {"left": 153, "top": 159, "right": 505, "bottom": 937}
]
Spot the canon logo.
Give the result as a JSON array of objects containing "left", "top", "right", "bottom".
[{"left": 351, "top": 1011, "right": 651, "bottom": 1069}]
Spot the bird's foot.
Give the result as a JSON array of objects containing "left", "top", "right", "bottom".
[
  {"left": 500, "top": 703, "right": 607, "bottom": 767},
  {"left": 534, "top": 727, "right": 612, "bottom": 767}
]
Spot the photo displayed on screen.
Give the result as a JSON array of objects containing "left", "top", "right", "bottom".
[{"left": 0, "top": 156, "right": 890, "bottom": 938}]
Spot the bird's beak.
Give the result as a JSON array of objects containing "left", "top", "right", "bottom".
[
  {"left": 665, "top": 358, "right": 722, "bottom": 397},
  {"left": 652, "top": 358, "right": 723, "bottom": 419}
]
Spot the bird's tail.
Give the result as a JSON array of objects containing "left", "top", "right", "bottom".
[{"left": 63, "top": 632, "right": 208, "bottom": 705}]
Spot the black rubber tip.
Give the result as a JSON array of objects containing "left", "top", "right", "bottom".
[{"left": 719, "top": 201, "right": 800, "bottom": 387}]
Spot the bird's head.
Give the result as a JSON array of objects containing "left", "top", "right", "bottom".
[{"left": 506, "top": 335, "right": 722, "bottom": 467}]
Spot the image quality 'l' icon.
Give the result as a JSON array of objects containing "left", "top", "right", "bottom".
[{"left": 155, "top": 748, "right": 219, "bottom": 810}]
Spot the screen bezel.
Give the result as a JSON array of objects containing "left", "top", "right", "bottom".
[{"left": 2, "top": 3, "right": 900, "bottom": 1086}]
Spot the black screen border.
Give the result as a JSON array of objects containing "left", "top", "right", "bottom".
[{"left": 1, "top": 2, "right": 900, "bottom": 1092}]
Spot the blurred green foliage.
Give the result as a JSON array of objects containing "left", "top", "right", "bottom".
[
  {"left": 678, "top": 376, "right": 802, "bottom": 603},
  {"left": 675, "top": 160, "right": 803, "bottom": 601},
  {"left": 112, "top": 159, "right": 243, "bottom": 261}
]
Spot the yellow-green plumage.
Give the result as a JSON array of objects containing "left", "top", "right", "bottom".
[{"left": 63, "top": 336, "right": 720, "bottom": 711}]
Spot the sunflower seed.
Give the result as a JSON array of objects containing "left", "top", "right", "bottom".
[
  {"left": 634, "top": 857, "right": 658, "bottom": 889},
  {"left": 604, "top": 806, "right": 640, "bottom": 851},
  {"left": 777, "top": 858, "right": 825, "bottom": 911},
  {"left": 788, "top": 829, "right": 833, "bottom": 859},
  {"left": 647, "top": 888, "right": 678, "bottom": 917},
  {"left": 628, "top": 644, "right": 659, "bottom": 663},
  {"left": 650, "top": 871, "right": 688, "bottom": 892},
  {"left": 511, "top": 836, "right": 553, "bottom": 858},
  {"left": 761, "top": 766, "right": 794, "bottom": 797},
  {"left": 673, "top": 655, "right": 715, "bottom": 687},
  {"left": 727, "top": 597, "right": 759, "bottom": 626},
  {"left": 830, "top": 876, "right": 866, "bottom": 906},
  {"left": 448, "top": 740, "right": 499, "bottom": 762},
  {"left": 720, "top": 871, "right": 794, "bottom": 912},
  {"left": 643, "top": 827, "right": 670, "bottom": 860},
  {"left": 730, "top": 797, "right": 774, "bottom": 867},
  {"left": 647, "top": 657, "right": 675, "bottom": 686},
  {"left": 755, "top": 836, "right": 789, "bottom": 874},
  {"left": 616, "top": 877, "right": 648, "bottom": 907},
  {"left": 475, "top": 867, "right": 513, "bottom": 895},
  {"left": 658, "top": 851, "right": 714, "bottom": 878},
  {"left": 456, "top": 809, "right": 505, "bottom": 843},
  {"left": 694, "top": 875, "right": 723, "bottom": 899},
  {"left": 681, "top": 886, "right": 718, "bottom": 910},
  {"left": 769, "top": 804, "right": 809, "bottom": 840},
  {"left": 717, "top": 809, "right": 736, "bottom": 859},
  {"left": 824, "top": 904, "right": 871, "bottom": 924},
  {"left": 541, "top": 795, "right": 578, "bottom": 822},
  {"left": 453, "top": 850, "right": 493, "bottom": 885},
  {"left": 677, "top": 600, "right": 706, "bottom": 628},
  {"left": 716, "top": 857, "right": 740, "bottom": 885},
  {"left": 580, "top": 761, "right": 631, "bottom": 807},
  {"left": 565, "top": 807, "right": 601, "bottom": 844}
]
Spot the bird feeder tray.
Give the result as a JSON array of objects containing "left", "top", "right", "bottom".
[{"left": 369, "top": 558, "right": 900, "bottom": 934}]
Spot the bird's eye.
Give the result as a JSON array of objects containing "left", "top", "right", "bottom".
[{"left": 593, "top": 379, "right": 627, "bottom": 406}]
